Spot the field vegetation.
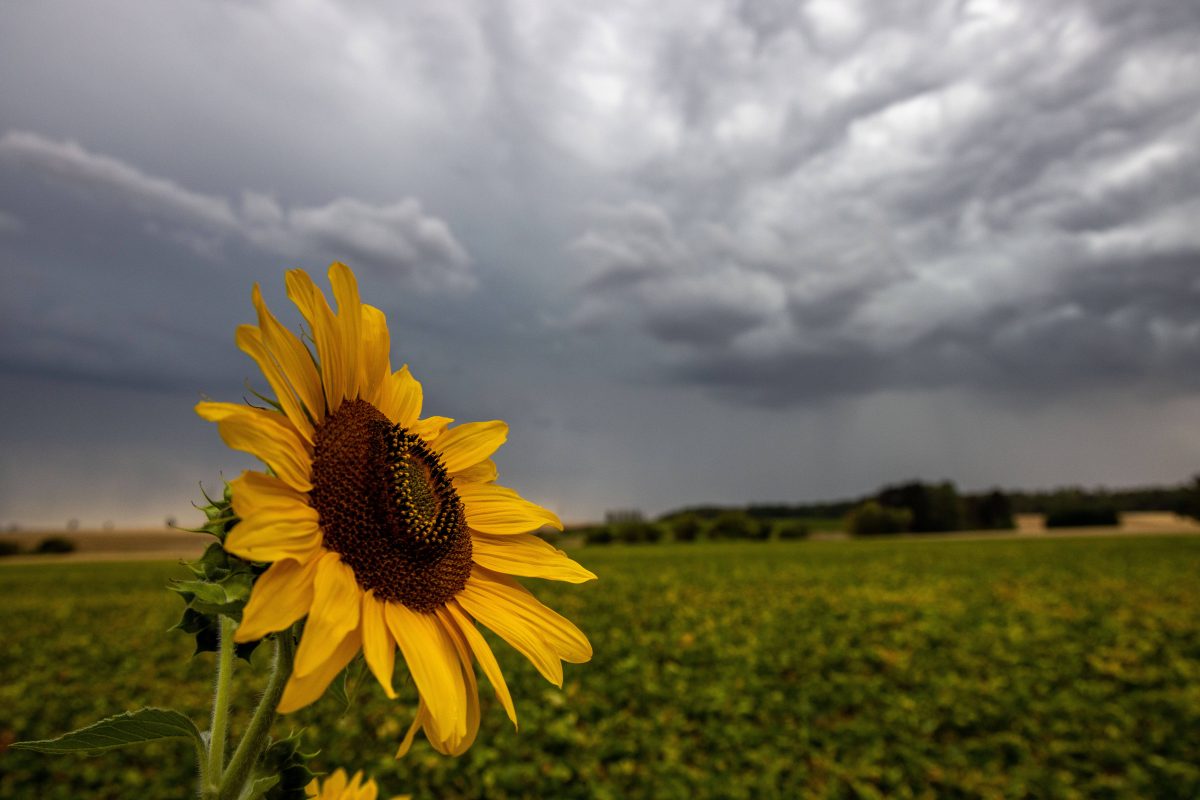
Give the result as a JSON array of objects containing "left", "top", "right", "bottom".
[{"left": 2, "top": 536, "right": 1198, "bottom": 798}]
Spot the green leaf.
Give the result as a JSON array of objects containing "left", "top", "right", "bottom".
[
  {"left": 239, "top": 774, "right": 281, "bottom": 800},
  {"left": 11, "top": 707, "right": 203, "bottom": 755}
]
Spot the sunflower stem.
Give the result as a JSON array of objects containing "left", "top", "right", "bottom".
[
  {"left": 218, "top": 625, "right": 296, "bottom": 800},
  {"left": 203, "top": 615, "right": 237, "bottom": 798}
]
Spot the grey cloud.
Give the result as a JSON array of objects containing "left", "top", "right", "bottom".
[
  {"left": 568, "top": 0, "right": 1200, "bottom": 405},
  {"left": 0, "top": 130, "right": 474, "bottom": 291},
  {"left": 0, "top": 210, "right": 23, "bottom": 234}
]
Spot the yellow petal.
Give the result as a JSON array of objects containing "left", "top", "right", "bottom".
[
  {"left": 434, "top": 420, "right": 508, "bottom": 474},
  {"left": 277, "top": 625, "right": 361, "bottom": 713},
  {"left": 430, "top": 606, "right": 480, "bottom": 756},
  {"left": 376, "top": 366, "right": 422, "bottom": 428},
  {"left": 329, "top": 262, "right": 362, "bottom": 402},
  {"left": 286, "top": 269, "right": 346, "bottom": 413},
  {"left": 321, "top": 770, "right": 348, "bottom": 798},
  {"left": 455, "top": 571, "right": 562, "bottom": 686},
  {"left": 362, "top": 591, "right": 397, "bottom": 699},
  {"left": 235, "top": 556, "right": 320, "bottom": 643},
  {"left": 411, "top": 415, "right": 452, "bottom": 441},
  {"left": 458, "top": 483, "right": 562, "bottom": 534},
  {"left": 230, "top": 470, "right": 309, "bottom": 518},
  {"left": 446, "top": 600, "right": 517, "bottom": 727},
  {"left": 306, "top": 777, "right": 319, "bottom": 798},
  {"left": 252, "top": 284, "right": 325, "bottom": 423},
  {"left": 395, "top": 700, "right": 428, "bottom": 758},
  {"left": 452, "top": 459, "right": 498, "bottom": 485},
  {"left": 384, "top": 603, "right": 466, "bottom": 745},
  {"left": 471, "top": 532, "right": 597, "bottom": 583},
  {"left": 195, "top": 402, "right": 312, "bottom": 492},
  {"left": 225, "top": 511, "right": 322, "bottom": 564},
  {"left": 358, "top": 304, "right": 391, "bottom": 407},
  {"left": 294, "top": 553, "right": 362, "bottom": 678},
  {"left": 236, "top": 324, "right": 314, "bottom": 443},
  {"left": 357, "top": 778, "right": 379, "bottom": 800},
  {"left": 458, "top": 567, "right": 591, "bottom": 686},
  {"left": 474, "top": 567, "right": 591, "bottom": 663}
]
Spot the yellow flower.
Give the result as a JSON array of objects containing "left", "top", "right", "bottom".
[
  {"left": 197, "top": 262, "right": 594, "bottom": 756},
  {"left": 306, "top": 769, "right": 399, "bottom": 800}
]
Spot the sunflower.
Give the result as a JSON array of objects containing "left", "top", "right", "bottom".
[
  {"left": 306, "top": 769, "right": 394, "bottom": 800},
  {"left": 196, "top": 262, "right": 594, "bottom": 756}
]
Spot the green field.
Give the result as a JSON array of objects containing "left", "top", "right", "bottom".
[{"left": 2, "top": 536, "right": 1199, "bottom": 799}]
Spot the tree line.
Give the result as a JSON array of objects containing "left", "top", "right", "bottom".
[{"left": 568, "top": 475, "right": 1200, "bottom": 543}]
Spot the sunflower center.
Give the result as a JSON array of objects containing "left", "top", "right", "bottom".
[{"left": 309, "top": 398, "right": 471, "bottom": 611}]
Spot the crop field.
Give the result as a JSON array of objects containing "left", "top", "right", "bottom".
[{"left": 2, "top": 535, "right": 1199, "bottom": 799}]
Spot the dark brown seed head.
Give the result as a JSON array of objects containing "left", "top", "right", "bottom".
[{"left": 309, "top": 398, "right": 471, "bottom": 611}]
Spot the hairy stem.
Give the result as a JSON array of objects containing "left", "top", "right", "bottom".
[
  {"left": 202, "top": 616, "right": 237, "bottom": 799},
  {"left": 218, "top": 627, "right": 296, "bottom": 800}
]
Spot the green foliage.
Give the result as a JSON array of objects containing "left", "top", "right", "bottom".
[
  {"left": 169, "top": 486, "right": 265, "bottom": 661},
  {"left": 846, "top": 501, "right": 912, "bottom": 535},
  {"left": 4, "top": 537, "right": 1200, "bottom": 798},
  {"left": 775, "top": 521, "right": 810, "bottom": 540},
  {"left": 1009, "top": 477, "right": 1200, "bottom": 516},
  {"left": 1045, "top": 502, "right": 1120, "bottom": 528},
  {"left": 613, "top": 522, "right": 663, "bottom": 544},
  {"left": 260, "top": 732, "right": 318, "bottom": 800},
  {"left": 34, "top": 536, "right": 76, "bottom": 554},
  {"left": 670, "top": 515, "right": 702, "bottom": 543},
  {"left": 10, "top": 708, "right": 203, "bottom": 756},
  {"left": 581, "top": 526, "right": 614, "bottom": 545},
  {"left": 708, "top": 511, "right": 765, "bottom": 541},
  {"left": 877, "top": 480, "right": 963, "bottom": 533},
  {"left": 963, "top": 489, "right": 1015, "bottom": 530}
]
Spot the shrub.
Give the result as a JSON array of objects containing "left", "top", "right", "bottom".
[
  {"left": 709, "top": 512, "right": 763, "bottom": 541},
  {"left": 847, "top": 501, "right": 912, "bottom": 536},
  {"left": 533, "top": 526, "right": 561, "bottom": 544},
  {"left": 583, "top": 526, "right": 614, "bottom": 545},
  {"left": 614, "top": 521, "right": 662, "bottom": 544},
  {"left": 34, "top": 536, "right": 77, "bottom": 554},
  {"left": 877, "top": 480, "right": 963, "bottom": 532},
  {"left": 0, "top": 540, "right": 20, "bottom": 557},
  {"left": 776, "top": 521, "right": 810, "bottom": 540},
  {"left": 1045, "top": 504, "right": 1119, "bottom": 528},
  {"left": 963, "top": 490, "right": 1015, "bottom": 530},
  {"left": 671, "top": 515, "right": 702, "bottom": 542}
]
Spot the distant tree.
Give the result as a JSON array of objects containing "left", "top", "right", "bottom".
[
  {"left": 66, "top": 519, "right": 79, "bottom": 531},
  {"left": 709, "top": 511, "right": 764, "bottom": 540},
  {"left": 776, "top": 521, "right": 810, "bottom": 540},
  {"left": 671, "top": 515, "right": 701, "bottom": 542},
  {"left": 847, "top": 501, "right": 912, "bottom": 535},
  {"left": 1178, "top": 475, "right": 1200, "bottom": 521},
  {"left": 35, "top": 536, "right": 76, "bottom": 554},
  {"left": 878, "top": 480, "right": 963, "bottom": 532},
  {"left": 165, "top": 516, "right": 177, "bottom": 528},
  {"left": 1045, "top": 502, "right": 1119, "bottom": 528},
  {"left": 533, "top": 526, "right": 560, "bottom": 544},
  {"left": 0, "top": 540, "right": 20, "bottom": 557},
  {"left": 605, "top": 509, "right": 644, "bottom": 524},
  {"left": 614, "top": 521, "right": 662, "bottom": 544},
  {"left": 102, "top": 521, "right": 115, "bottom": 531},
  {"left": 584, "top": 526, "right": 614, "bottom": 545},
  {"left": 963, "top": 490, "right": 1015, "bottom": 530}
]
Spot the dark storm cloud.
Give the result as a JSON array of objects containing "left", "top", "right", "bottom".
[
  {"left": 2, "top": 0, "right": 1200, "bottom": 526},
  {"left": 569, "top": 0, "right": 1200, "bottom": 404}
]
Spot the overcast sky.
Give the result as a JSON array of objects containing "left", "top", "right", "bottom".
[{"left": 3, "top": 0, "right": 1200, "bottom": 528}]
